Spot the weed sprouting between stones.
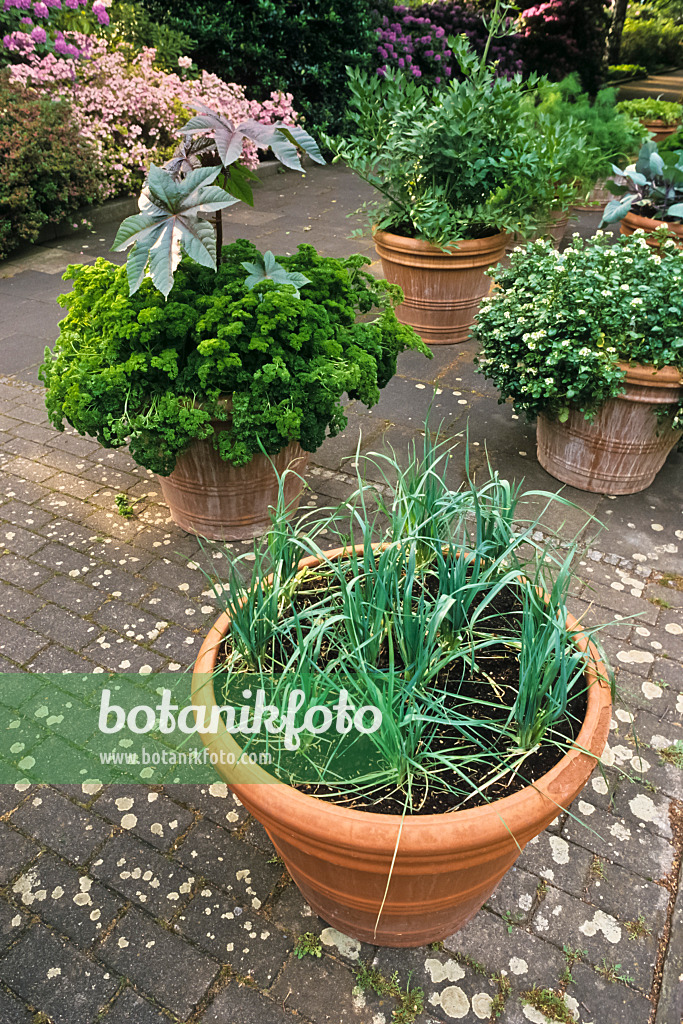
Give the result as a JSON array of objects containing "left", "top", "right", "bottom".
[{"left": 293, "top": 932, "right": 322, "bottom": 959}]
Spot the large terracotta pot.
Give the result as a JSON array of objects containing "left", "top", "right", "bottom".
[
  {"left": 373, "top": 228, "right": 508, "bottom": 345},
  {"left": 537, "top": 362, "right": 683, "bottom": 495},
  {"left": 620, "top": 209, "right": 683, "bottom": 247},
  {"left": 158, "top": 403, "right": 309, "bottom": 540},
  {"left": 571, "top": 180, "right": 612, "bottom": 214},
  {"left": 191, "top": 545, "right": 612, "bottom": 947},
  {"left": 641, "top": 119, "right": 680, "bottom": 143}
]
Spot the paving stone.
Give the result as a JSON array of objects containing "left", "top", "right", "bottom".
[
  {"left": 93, "top": 785, "right": 195, "bottom": 851},
  {"left": 0, "top": 523, "right": 46, "bottom": 557},
  {"left": 10, "top": 787, "right": 110, "bottom": 864},
  {"left": 34, "top": 574, "right": 103, "bottom": 613},
  {"left": 200, "top": 983, "right": 295, "bottom": 1024},
  {"left": 0, "top": 581, "right": 44, "bottom": 622},
  {"left": 40, "top": 520, "right": 101, "bottom": 553},
  {"left": 0, "top": 986, "right": 35, "bottom": 1024},
  {"left": 148, "top": 623, "right": 204, "bottom": 665},
  {"left": 531, "top": 884, "right": 658, "bottom": 993},
  {"left": 24, "top": 603, "right": 95, "bottom": 651},
  {"left": 516, "top": 832, "right": 595, "bottom": 899},
  {"left": 0, "top": 553, "right": 53, "bottom": 590},
  {"left": 269, "top": 882, "right": 321, "bottom": 936},
  {"left": 161, "top": 782, "right": 248, "bottom": 830},
  {"left": 0, "top": 922, "right": 119, "bottom": 1024},
  {"left": 270, "top": 953, "right": 395, "bottom": 1024},
  {"left": 561, "top": 801, "right": 675, "bottom": 882},
  {"left": 81, "top": 636, "right": 165, "bottom": 673},
  {"left": 565, "top": 962, "right": 653, "bottom": 1024},
  {"left": 30, "top": 541, "right": 98, "bottom": 575},
  {"left": 143, "top": 586, "right": 215, "bottom": 628},
  {"left": 0, "top": 898, "right": 27, "bottom": 952},
  {"left": 175, "top": 889, "right": 292, "bottom": 986},
  {"left": 578, "top": 583, "right": 659, "bottom": 625},
  {"left": 90, "top": 832, "right": 195, "bottom": 918},
  {"left": 98, "top": 908, "right": 219, "bottom": 1019},
  {"left": 24, "top": 644, "right": 99, "bottom": 674},
  {"left": 0, "top": 617, "right": 48, "bottom": 666},
  {"left": 100, "top": 987, "right": 173, "bottom": 1024},
  {"left": 174, "top": 820, "right": 282, "bottom": 904},
  {"left": 484, "top": 864, "right": 542, "bottom": 924},
  {"left": 146, "top": 559, "right": 209, "bottom": 596},
  {"left": 0, "top": 500, "right": 53, "bottom": 530},
  {"left": 241, "top": 817, "right": 277, "bottom": 856},
  {"left": 0, "top": 823, "right": 39, "bottom": 884},
  {"left": 372, "top": 946, "right": 500, "bottom": 1023},
  {"left": 85, "top": 564, "right": 154, "bottom": 602},
  {"left": 584, "top": 858, "right": 669, "bottom": 944},
  {"left": 2, "top": 436, "right": 53, "bottom": 461},
  {"left": 0, "top": 673, "right": 46, "bottom": 708},
  {"left": 92, "top": 600, "right": 167, "bottom": 641},
  {"left": 443, "top": 908, "right": 566, "bottom": 992},
  {"left": 608, "top": 779, "right": 673, "bottom": 840},
  {"left": 3, "top": 456, "right": 55, "bottom": 483},
  {"left": 0, "top": 783, "right": 33, "bottom": 815},
  {"left": 9, "top": 851, "right": 122, "bottom": 948}
]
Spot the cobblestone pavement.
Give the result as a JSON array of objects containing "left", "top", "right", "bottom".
[{"left": 0, "top": 164, "right": 682, "bottom": 1024}]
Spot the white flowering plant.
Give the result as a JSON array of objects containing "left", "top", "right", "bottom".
[{"left": 473, "top": 230, "right": 683, "bottom": 430}]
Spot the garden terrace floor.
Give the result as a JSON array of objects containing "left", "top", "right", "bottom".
[{"left": 0, "top": 162, "right": 681, "bottom": 1024}]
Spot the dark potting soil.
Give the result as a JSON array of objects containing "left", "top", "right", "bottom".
[{"left": 216, "top": 570, "right": 589, "bottom": 817}]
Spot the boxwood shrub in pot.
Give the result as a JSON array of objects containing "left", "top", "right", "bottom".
[
  {"left": 473, "top": 230, "right": 683, "bottom": 494},
  {"left": 39, "top": 105, "right": 429, "bottom": 539},
  {"left": 331, "top": 20, "right": 589, "bottom": 345},
  {"left": 190, "top": 434, "right": 612, "bottom": 946}
]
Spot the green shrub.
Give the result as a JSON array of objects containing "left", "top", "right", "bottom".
[
  {"left": 40, "top": 241, "right": 428, "bottom": 475},
  {"left": 0, "top": 72, "right": 103, "bottom": 260},
  {"left": 108, "top": 1, "right": 197, "bottom": 72},
  {"left": 619, "top": 17, "right": 683, "bottom": 70},
  {"left": 136, "top": 0, "right": 376, "bottom": 136},
  {"left": 605, "top": 63, "right": 648, "bottom": 81}
]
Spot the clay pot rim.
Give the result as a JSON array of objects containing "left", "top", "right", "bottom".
[
  {"left": 619, "top": 361, "right": 683, "bottom": 387},
  {"left": 623, "top": 209, "right": 683, "bottom": 233},
  {"left": 373, "top": 226, "right": 509, "bottom": 255},
  {"left": 191, "top": 544, "right": 611, "bottom": 850},
  {"left": 641, "top": 118, "right": 681, "bottom": 129}
]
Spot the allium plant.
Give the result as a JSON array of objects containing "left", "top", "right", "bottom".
[
  {"left": 9, "top": 38, "right": 301, "bottom": 196},
  {"left": 1, "top": 0, "right": 109, "bottom": 61}
]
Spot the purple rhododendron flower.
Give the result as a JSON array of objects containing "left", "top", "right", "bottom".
[
  {"left": 30, "top": 24, "right": 46, "bottom": 41},
  {"left": 54, "top": 35, "right": 69, "bottom": 53},
  {"left": 33, "top": 1, "right": 49, "bottom": 15}
]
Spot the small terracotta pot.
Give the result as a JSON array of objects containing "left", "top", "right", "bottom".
[
  {"left": 191, "top": 545, "right": 612, "bottom": 947},
  {"left": 537, "top": 362, "right": 683, "bottom": 495},
  {"left": 373, "top": 228, "right": 508, "bottom": 345},
  {"left": 571, "top": 180, "right": 612, "bottom": 213},
  {"left": 620, "top": 209, "right": 683, "bottom": 248},
  {"left": 641, "top": 119, "right": 681, "bottom": 143},
  {"left": 158, "top": 402, "right": 309, "bottom": 540}
]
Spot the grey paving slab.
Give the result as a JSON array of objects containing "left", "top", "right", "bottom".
[
  {"left": 98, "top": 908, "right": 219, "bottom": 1019},
  {"left": 0, "top": 922, "right": 119, "bottom": 1024},
  {"left": 0, "top": 985, "right": 37, "bottom": 1024},
  {"left": 10, "top": 787, "right": 110, "bottom": 864},
  {"left": 0, "top": 898, "right": 27, "bottom": 952},
  {"left": 9, "top": 851, "right": 123, "bottom": 949},
  {"left": 161, "top": 782, "right": 248, "bottom": 830},
  {"left": 175, "top": 889, "right": 293, "bottom": 986},
  {"left": 200, "top": 982, "right": 295, "bottom": 1024},
  {"left": 101, "top": 987, "right": 174, "bottom": 1024},
  {"left": 174, "top": 820, "right": 282, "bottom": 906},
  {"left": 90, "top": 832, "right": 194, "bottom": 919},
  {"left": 92, "top": 785, "right": 195, "bottom": 851}
]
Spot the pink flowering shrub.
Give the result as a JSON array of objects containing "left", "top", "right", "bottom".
[
  {"left": 9, "top": 39, "right": 300, "bottom": 197},
  {"left": 1, "top": 0, "right": 109, "bottom": 62}
]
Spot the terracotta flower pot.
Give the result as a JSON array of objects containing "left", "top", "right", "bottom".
[
  {"left": 191, "top": 545, "right": 612, "bottom": 947},
  {"left": 571, "top": 180, "right": 612, "bottom": 213},
  {"left": 641, "top": 119, "right": 681, "bottom": 143},
  {"left": 620, "top": 209, "right": 683, "bottom": 248},
  {"left": 537, "top": 363, "right": 683, "bottom": 495},
  {"left": 157, "top": 402, "right": 309, "bottom": 540},
  {"left": 373, "top": 228, "right": 508, "bottom": 345}
]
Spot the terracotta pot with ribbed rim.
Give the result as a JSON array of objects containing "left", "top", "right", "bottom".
[
  {"left": 571, "top": 180, "right": 612, "bottom": 214},
  {"left": 157, "top": 399, "right": 309, "bottom": 541},
  {"left": 373, "top": 228, "right": 507, "bottom": 345},
  {"left": 620, "top": 209, "right": 683, "bottom": 247},
  {"left": 641, "top": 119, "right": 681, "bottom": 143},
  {"left": 537, "top": 363, "right": 683, "bottom": 495},
  {"left": 191, "top": 544, "right": 612, "bottom": 947}
]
